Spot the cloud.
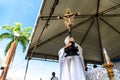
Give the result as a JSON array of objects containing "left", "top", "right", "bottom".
[
  {"left": 7, "top": 69, "right": 25, "bottom": 80},
  {"left": 7, "top": 69, "right": 44, "bottom": 80},
  {"left": 0, "top": 48, "right": 4, "bottom": 57},
  {"left": 0, "top": 48, "right": 5, "bottom": 62}
]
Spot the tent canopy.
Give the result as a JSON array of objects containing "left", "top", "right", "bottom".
[{"left": 26, "top": 0, "right": 120, "bottom": 64}]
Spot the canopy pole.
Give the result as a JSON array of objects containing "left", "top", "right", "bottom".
[
  {"left": 38, "top": 0, "right": 59, "bottom": 43},
  {"left": 80, "top": 17, "right": 95, "bottom": 45},
  {"left": 24, "top": 58, "right": 30, "bottom": 80},
  {"left": 100, "top": 14, "right": 120, "bottom": 17},
  {"left": 99, "top": 17, "right": 120, "bottom": 34},
  {"left": 112, "top": 55, "right": 120, "bottom": 60},
  {"left": 96, "top": 0, "right": 100, "bottom": 14},
  {"left": 96, "top": 17, "right": 104, "bottom": 63},
  {"left": 99, "top": 4, "right": 120, "bottom": 14}
]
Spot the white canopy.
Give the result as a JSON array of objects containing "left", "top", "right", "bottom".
[{"left": 26, "top": 0, "right": 120, "bottom": 64}]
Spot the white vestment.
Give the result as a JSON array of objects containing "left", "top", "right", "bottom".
[
  {"left": 58, "top": 43, "right": 86, "bottom": 80},
  {"left": 50, "top": 76, "right": 58, "bottom": 80}
]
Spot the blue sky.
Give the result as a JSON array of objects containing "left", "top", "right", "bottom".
[
  {"left": 0, "top": 0, "right": 59, "bottom": 80},
  {"left": 0, "top": 0, "right": 40, "bottom": 26}
]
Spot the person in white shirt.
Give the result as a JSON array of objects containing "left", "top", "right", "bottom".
[
  {"left": 51, "top": 72, "right": 58, "bottom": 80},
  {"left": 58, "top": 36, "right": 86, "bottom": 80}
]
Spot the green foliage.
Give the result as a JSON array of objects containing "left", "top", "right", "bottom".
[
  {"left": 0, "top": 22, "right": 33, "bottom": 55},
  {"left": 19, "top": 36, "right": 29, "bottom": 52},
  {"left": 4, "top": 40, "right": 14, "bottom": 55},
  {"left": 0, "top": 33, "right": 12, "bottom": 40},
  {"left": 1, "top": 25, "right": 14, "bottom": 33}
]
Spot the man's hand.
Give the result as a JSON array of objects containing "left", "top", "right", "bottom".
[
  {"left": 65, "top": 42, "right": 72, "bottom": 48},
  {"left": 65, "top": 37, "right": 74, "bottom": 48}
]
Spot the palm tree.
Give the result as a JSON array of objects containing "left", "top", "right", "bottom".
[{"left": 0, "top": 22, "right": 32, "bottom": 80}]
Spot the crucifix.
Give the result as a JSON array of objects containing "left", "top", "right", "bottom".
[{"left": 58, "top": 8, "right": 80, "bottom": 37}]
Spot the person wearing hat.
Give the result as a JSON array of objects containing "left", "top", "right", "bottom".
[{"left": 58, "top": 36, "right": 86, "bottom": 80}]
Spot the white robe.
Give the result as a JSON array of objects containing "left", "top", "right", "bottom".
[{"left": 58, "top": 43, "right": 86, "bottom": 80}]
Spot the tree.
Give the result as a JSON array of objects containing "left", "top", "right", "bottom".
[{"left": 0, "top": 22, "right": 32, "bottom": 80}]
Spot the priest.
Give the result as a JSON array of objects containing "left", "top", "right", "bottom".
[{"left": 58, "top": 36, "right": 86, "bottom": 80}]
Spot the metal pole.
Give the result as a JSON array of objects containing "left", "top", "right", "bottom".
[{"left": 24, "top": 58, "right": 30, "bottom": 80}]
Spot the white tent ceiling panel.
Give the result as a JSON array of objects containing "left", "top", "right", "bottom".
[
  {"left": 26, "top": 0, "right": 120, "bottom": 63},
  {"left": 99, "top": 0, "right": 117, "bottom": 12}
]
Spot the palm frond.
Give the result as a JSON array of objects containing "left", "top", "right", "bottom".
[
  {"left": 21, "top": 32, "right": 32, "bottom": 39},
  {"left": 1, "top": 25, "right": 14, "bottom": 33},
  {"left": 13, "top": 22, "right": 22, "bottom": 33},
  {"left": 4, "top": 40, "right": 14, "bottom": 55},
  {"left": 0, "top": 33, "right": 13, "bottom": 40},
  {"left": 19, "top": 36, "right": 29, "bottom": 52},
  {"left": 23, "top": 27, "right": 32, "bottom": 32},
  {"left": 21, "top": 27, "right": 32, "bottom": 40}
]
